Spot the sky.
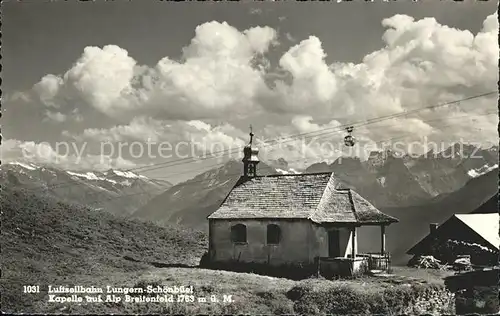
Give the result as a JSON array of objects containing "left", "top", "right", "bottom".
[{"left": 2, "top": 0, "right": 499, "bottom": 183}]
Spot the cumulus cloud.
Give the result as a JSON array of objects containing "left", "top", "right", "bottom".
[
  {"left": 63, "top": 45, "right": 138, "bottom": 115},
  {"left": 22, "top": 14, "right": 498, "bottom": 123},
  {"left": 265, "top": 13, "right": 498, "bottom": 147},
  {"left": 269, "top": 36, "right": 338, "bottom": 113},
  {"left": 25, "top": 22, "right": 277, "bottom": 121},
  {"left": 6, "top": 14, "right": 498, "bottom": 169},
  {"left": 33, "top": 74, "right": 63, "bottom": 107}
]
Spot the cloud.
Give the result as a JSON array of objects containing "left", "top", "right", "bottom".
[
  {"left": 285, "top": 32, "right": 296, "bottom": 43},
  {"left": 66, "top": 117, "right": 244, "bottom": 142},
  {"left": 185, "top": 120, "right": 247, "bottom": 155},
  {"left": 264, "top": 13, "right": 498, "bottom": 146},
  {"left": 6, "top": 14, "right": 498, "bottom": 169},
  {"left": 63, "top": 45, "right": 138, "bottom": 115},
  {"left": 266, "top": 36, "right": 338, "bottom": 113},
  {"left": 1, "top": 139, "right": 137, "bottom": 171},
  {"left": 43, "top": 111, "right": 67, "bottom": 123},
  {"left": 42, "top": 108, "right": 84, "bottom": 123},
  {"left": 249, "top": 8, "right": 262, "bottom": 15},
  {"left": 63, "top": 117, "right": 248, "bottom": 160},
  {"left": 19, "top": 14, "right": 498, "bottom": 125},
  {"left": 33, "top": 74, "right": 63, "bottom": 108},
  {"left": 66, "top": 117, "right": 168, "bottom": 143},
  {"left": 25, "top": 22, "right": 277, "bottom": 121},
  {"left": 253, "top": 116, "right": 341, "bottom": 164}
]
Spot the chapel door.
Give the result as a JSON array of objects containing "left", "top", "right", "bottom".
[{"left": 328, "top": 230, "right": 341, "bottom": 258}]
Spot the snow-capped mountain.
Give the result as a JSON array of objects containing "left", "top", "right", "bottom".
[
  {"left": 133, "top": 143, "right": 497, "bottom": 231},
  {"left": 467, "top": 163, "right": 498, "bottom": 178},
  {"left": 305, "top": 144, "right": 499, "bottom": 207},
  {"left": 0, "top": 162, "right": 172, "bottom": 215},
  {"left": 375, "top": 167, "right": 498, "bottom": 265},
  {"left": 4, "top": 143, "right": 497, "bottom": 231}
]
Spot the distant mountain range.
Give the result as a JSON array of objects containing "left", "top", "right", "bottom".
[
  {"left": 305, "top": 144, "right": 498, "bottom": 207},
  {"left": 131, "top": 160, "right": 279, "bottom": 228},
  {"left": 0, "top": 162, "right": 172, "bottom": 216},
  {"left": 1, "top": 143, "right": 497, "bottom": 266},
  {"left": 370, "top": 167, "right": 498, "bottom": 265},
  {"left": 133, "top": 144, "right": 498, "bottom": 230}
]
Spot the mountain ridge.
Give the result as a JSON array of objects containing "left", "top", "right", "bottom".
[
  {"left": 131, "top": 159, "right": 279, "bottom": 228},
  {"left": 0, "top": 162, "right": 172, "bottom": 216},
  {"left": 134, "top": 144, "right": 498, "bottom": 235},
  {"left": 376, "top": 167, "right": 499, "bottom": 264}
]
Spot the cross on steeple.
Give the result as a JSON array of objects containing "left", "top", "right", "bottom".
[
  {"left": 242, "top": 124, "right": 259, "bottom": 178},
  {"left": 249, "top": 124, "right": 254, "bottom": 146}
]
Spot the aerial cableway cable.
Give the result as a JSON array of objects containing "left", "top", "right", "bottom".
[
  {"left": 85, "top": 110, "right": 497, "bottom": 211},
  {"left": 17, "top": 91, "right": 498, "bottom": 194}
]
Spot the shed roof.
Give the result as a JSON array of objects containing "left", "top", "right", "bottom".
[
  {"left": 407, "top": 213, "right": 500, "bottom": 254},
  {"left": 455, "top": 213, "right": 499, "bottom": 250},
  {"left": 207, "top": 172, "right": 398, "bottom": 225}
]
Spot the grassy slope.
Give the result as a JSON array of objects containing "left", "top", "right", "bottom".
[
  {"left": 84, "top": 267, "right": 452, "bottom": 314},
  {"left": 1, "top": 186, "right": 454, "bottom": 314},
  {"left": 0, "top": 186, "right": 207, "bottom": 313}
]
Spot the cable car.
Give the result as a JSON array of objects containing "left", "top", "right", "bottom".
[{"left": 344, "top": 126, "right": 356, "bottom": 147}]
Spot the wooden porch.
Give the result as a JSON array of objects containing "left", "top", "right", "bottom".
[
  {"left": 318, "top": 224, "right": 392, "bottom": 278},
  {"left": 317, "top": 253, "right": 391, "bottom": 278}
]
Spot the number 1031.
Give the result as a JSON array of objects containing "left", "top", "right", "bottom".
[{"left": 23, "top": 285, "right": 40, "bottom": 293}]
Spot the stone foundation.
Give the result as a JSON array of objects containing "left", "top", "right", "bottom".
[
  {"left": 318, "top": 257, "right": 369, "bottom": 278},
  {"left": 201, "top": 259, "right": 318, "bottom": 280}
]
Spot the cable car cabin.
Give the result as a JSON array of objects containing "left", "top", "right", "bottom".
[
  {"left": 344, "top": 135, "right": 355, "bottom": 147},
  {"left": 344, "top": 126, "right": 356, "bottom": 147}
]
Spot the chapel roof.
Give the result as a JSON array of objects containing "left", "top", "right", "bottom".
[{"left": 207, "top": 172, "right": 398, "bottom": 225}]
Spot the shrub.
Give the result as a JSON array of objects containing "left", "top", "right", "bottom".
[
  {"left": 382, "top": 285, "right": 414, "bottom": 313},
  {"left": 364, "top": 292, "right": 389, "bottom": 314},
  {"left": 133, "top": 278, "right": 162, "bottom": 290},
  {"left": 293, "top": 285, "right": 373, "bottom": 315},
  {"left": 293, "top": 298, "right": 321, "bottom": 315},
  {"left": 256, "top": 291, "right": 278, "bottom": 300},
  {"left": 290, "top": 282, "right": 448, "bottom": 315},
  {"left": 199, "top": 284, "right": 215, "bottom": 294},
  {"left": 256, "top": 291, "right": 294, "bottom": 315},
  {"left": 270, "top": 299, "right": 294, "bottom": 315},
  {"left": 455, "top": 286, "right": 499, "bottom": 314},
  {"left": 317, "top": 286, "right": 371, "bottom": 314},
  {"left": 286, "top": 284, "right": 313, "bottom": 301}
]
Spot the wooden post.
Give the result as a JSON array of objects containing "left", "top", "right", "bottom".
[
  {"left": 208, "top": 219, "right": 213, "bottom": 259},
  {"left": 351, "top": 226, "right": 356, "bottom": 259},
  {"left": 381, "top": 225, "right": 386, "bottom": 255}
]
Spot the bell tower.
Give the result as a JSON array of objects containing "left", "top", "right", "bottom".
[{"left": 242, "top": 125, "right": 259, "bottom": 178}]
